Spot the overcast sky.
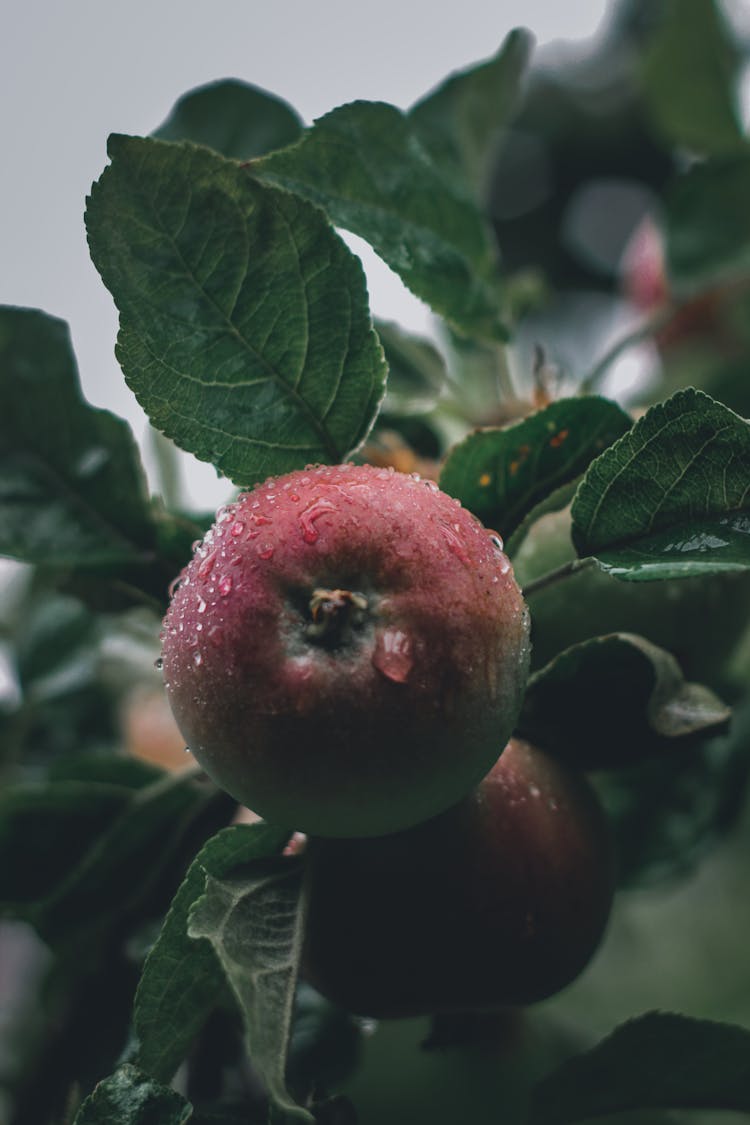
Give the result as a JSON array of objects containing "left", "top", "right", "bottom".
[{"left": 2, "top": 0, "right": 613, "bottom": 507}]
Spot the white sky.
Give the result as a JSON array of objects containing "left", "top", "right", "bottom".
[{"left": 1, "top": 0, "right": 611, "bottom": 508}]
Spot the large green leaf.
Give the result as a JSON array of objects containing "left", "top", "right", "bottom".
[
  {"left": 74, "top": 1064, "right": 192, "bottom": 1125},
  {"left": 86, "top": 135, "right": 386, "bottom": 487},
  {"left": 188, "top": 855, "right": 310, "bottom": 1121},
  {"left": 0, "top": 307, "right": 155, "bottom": 570},
  {"left": 518, "top": 633, "right": 730, "bottom": 770},
  {"left": 256, "top": 102, "right": 506, "bottom": 341},
  {"left": 153, "top": 79, "right": 303, "bottom": 160},
  {"left": 571, "top": 389, "right": 750, "bottom": 580},
  {"left": 440, "top": 397, "right": 631, "bottom": 541},
  {"left": 409, "top": 28, "right": 532, "bottom": 197},
  {"left": 666, "top": 153, "right": 750, "bottom": 293},
  {"left": 640, "top": 0, "right": 745, "bottom": 156},
  {"left": 133, "top": 823, "right": 290, "bottom": 1083},
  {"left": 530, "top": 1012, "right": 750, "bottom": 1123}
]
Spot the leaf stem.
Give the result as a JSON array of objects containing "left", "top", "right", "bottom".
[{"left": 522, "top": 556, "right": 596, "bottom": 598}]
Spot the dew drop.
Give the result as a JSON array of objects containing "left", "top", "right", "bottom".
[
  {"left": 154, "top": 657, "right": 163, "bottom": 670},
  {"left": 184, "top": 746, "right": 192, "bottom": 755},
  {"left": 208, "top": 625, "right": 223, "bottom": 647},
  {"left": 168, "top": 574, "right": 183, "bottom": 598},
  {"left": 489, "top": 533, "right": 504, "bottom": 552},
  {"left": 440, "top": 523, "right": 472, "bottom": 567},
  {"left": 197, "top": 597, "right": 207, "bottom": 615},
  {"left": 230, "top": 520, "right": 245, "bottom": 537},
  {"left": 299, "top": 497, "right": 337, "bottom": 544},
  {"left": 193, "top": 651, "right": 202, "bottom": 666},
  {"left": 372, "top": 628, "right": 414, "bottom": 684},
  {"left": 258, "top": 544, "right": 274, "bottom": 560},
  {"left": 198, "top": 550, "right": 217, "bottom": 580},
  {"left": 218, "top": 574, "right": 233, "bottom": 596}
]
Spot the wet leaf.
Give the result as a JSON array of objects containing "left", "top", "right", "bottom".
[
  {"left": 440, "top": 397, "right": 631, "bottom": 541},
  {"left": 87, "top": 135, "right": 386, "bottom": 487},
  {"left": 571, "top": 389, "right": 750, "bottom": 580},
  {"left": 256, "top": 101, "right": 506, "bottom": 341}
]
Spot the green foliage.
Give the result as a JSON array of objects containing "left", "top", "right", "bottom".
[
  {"left": 440, "top": 396, "right": 631, "bottom": 541},
  {"left": 153, "top": 79, "right": 303, "bottom": 161},
  {"left": 666, "top": 153, "right": 750, "bottom": 292},
  {"left": 86, "top": 135, "right": 387, "bottom": 487},
  {"left": 188, "top": 856, "right": 309, "bottom": 1120},
  {"left": 133, "top": 823, "right": 290, "bottom": 1083},
  {"left": 409, "top": 29, "right": 532, "bottom": 196},
  {"left": 530, "top": 1012, "right": 750, "bottom": 1123},
  {"left": 518, "top": 633, "right": 730, "bottom": 769},
  {"left": 640, "top": 0, "right": 745, "bottom": 156},
  {"left": 74, "top": 1064, "right": 193, "bottom": 1124},
  {"left": 571, "top": 389, "right": 750, "bottom": 580},
  {"left": 256, "top": 102, "right": 506, "bottom": 341}
]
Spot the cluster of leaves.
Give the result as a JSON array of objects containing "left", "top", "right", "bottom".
[{"left": 2, "top": 0, "right": 750, "bottom": 1122}]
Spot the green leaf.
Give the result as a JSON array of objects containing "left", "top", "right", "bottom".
[
  {"left": 0, "top": 781, "right": 132, "bottom": 907},
  {"left": 153, "top": 79, "right": 303, "bottom": 161},
  {"left": 74, "top": 1063, "right": 192, "bottom": 1124},
  {"left": 188, "top": 855, "right": 311, "bottom": 1121},
  {"left": 666, "top": 153, "right": 750, "bottom": 293},
  {"left": 530, "top": 1011, "right": 750, "bottom": 1123},
  {"left": 640, "top": 0, "right": 745, "bottom": 156},
  {"left": 571, "top": 389, "right": 750, "bottom": 580},
  {"left": 409, "top": 29, "right": 532, "bottom": 196},
  {"left": 518, "top": 633, "right": 730, "bottom": 770},
  {"left": 256, "top": 102, "right": 506, "bottom": 341},
  {"left": 134, "top": 822, "right": 290, "bottom": 1083},
  {"left": 0, "top": 307, "right": 155, "bottom": 570},
  {"left": 1, "top": 766, "right": 231, "bottom": 948},
  {"left": 86, "top": 135, "right": 386, "bottom": 487},
  {"left": 375, "top": 320, "right": 446, "bottom": 415},
  {"left": 440, "top": 397, "right": 631, "bottom": 541}
]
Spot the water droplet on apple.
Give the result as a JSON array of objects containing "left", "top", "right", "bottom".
[
  {"left": 258, "top": 544, "right": 274, "bottom": 560},
  {"left": 230, "top": 520, "right": 245, "bottom": 537},
  {"left": 299, "top": 497, "right": 337, "bottom": 543},
  {"left": 193, "top": 651, "right": 202, "bottom": 666},
  {"left": 198, "top": 550, "right": 217, "bottom": 580},
  {"left": 372, "top": 628, "right": 414, "bottom": 684},
  {"left": 440, "top": 522, "right": 471, "bottom": 566},
  {"left": 218, "top": 574, "right": 233, "bottom": 596},
  {"left": 154, "top": 657, "right": 163, "bottom": 670},
  {"left": 197, "top": 597, "right": 207, "bottom": 614}
]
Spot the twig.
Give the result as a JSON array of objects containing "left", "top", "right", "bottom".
[{"left": 522, "top": 556, "right": 596, "bottom": 598}]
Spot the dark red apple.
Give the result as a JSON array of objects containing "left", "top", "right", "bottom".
[
  {"left": 303, "top": 739, "right": 614, "bottom": 1016},
  {"left": 161, "top": 464, "right": 530, "bottom": 837}
]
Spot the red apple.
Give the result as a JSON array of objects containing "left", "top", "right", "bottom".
[
  {"left": 161, "top": 464, "right": 530, "bottom": 837},
  {"left": 303, "top": 739, "right": 614, "bottom": 1016}
]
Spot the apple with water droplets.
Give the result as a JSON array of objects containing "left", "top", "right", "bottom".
[
  {"left": 303, "top": 738, "right": 614, "bottom": 1016},
  {"left": 160, "top": 463, "right": 530, "bottom": 837}
]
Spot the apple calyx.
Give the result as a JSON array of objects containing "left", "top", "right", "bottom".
[{"left": 307, "top": 587, "right": 369, "bottom": 647}]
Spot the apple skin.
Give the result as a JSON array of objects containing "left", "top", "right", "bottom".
[
  {"left": 161, "top": 464, "right": 530, "bottom": 838},
  {"left": 302, "top": 739, "right": 614, "bottom": 1017}
]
